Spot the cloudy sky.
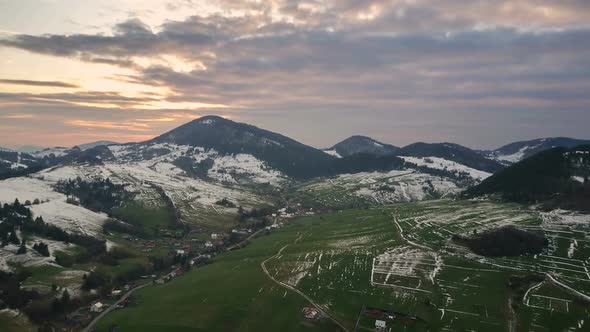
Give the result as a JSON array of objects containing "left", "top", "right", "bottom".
[{"left": 1, "top": 0, "right": 589, "bottom": 149}]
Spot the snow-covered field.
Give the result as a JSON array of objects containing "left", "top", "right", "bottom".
[
  {"left": 0, "top": 177, "right": 62, "bottom": 203},
  {"left": 0, "top": 142, "right": 283, "bottom": 253},
  {"left": 108, "top": 142, "right": 285, "bottom": 185},
  {"left": 29, "top": 199, "right": 108, "bottom": 235},
  {"left": 208, "top": 153, "right": 284, "bottom": 185},
  {"left": 0, "top": 236, "right": 75, "bottom": 271},
  {"left": 0, "top": 175, "right": 109, "bottom": 236},
  {"left": 3, "top": 142, "right": 278, "bottom": 231},
  {"left": 372, "top": 246, "right": 442, "bottom": 291},
  {"left": 399, "top": 156, "right": 491, "bottom": 181},
  {"left": 300, "top": 170, "right": 461, "bottom": 207},
  {"left": 491, "top": 146, "right": 529, "bottom": 163}
]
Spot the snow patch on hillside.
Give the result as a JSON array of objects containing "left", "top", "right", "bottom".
[
  {"left": 494, "top": 147, "right": 528, "bottom": 163},
  {"left": 0, "top": 177, "right": 62, "bottom": 203},
  {"left": 32, "top": 147, "right": 71, "bottom": 158},
  {"left": 0, "top": 176, "right": 109, "bottom": 235},
  {"left": 571, "top": 176, "right": 585, "bottom": 183},
  {"left": 208, "top": 154, "right": 284, "bottom": 184},
  {"left": 107, "top": 142, "right": 284, "bottom": 185},
  {"left": 323, "top": 149, "right": 342, "bottom": 158},
  {"left": 29, "top": 199, "right": 108, "bottom": 235},
  {"left": 335, "top": 170, "right": 460, "bottom": 203},
  {"left": 400, "top": 156, "right": 491, "bottom": 181},
  {"left": 0, "top": 237, "right": 75, "bottom": 270},
  {"left": 540, "top": 209, "right": 590, "bottom": 227}
]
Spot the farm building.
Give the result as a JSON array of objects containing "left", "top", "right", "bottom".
[
  {"left": 90, "top": 302, "right": 104, "bottom": 313},
  {"left": 375, "top": 319, "right": 387, "bottom": 331},
  {"left": 302, "top": 307, "right": 319, "bottom": 320}
]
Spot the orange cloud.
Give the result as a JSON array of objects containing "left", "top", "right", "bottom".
[{"left": 1, "top": 113, "right": 35, "bottom": 119}]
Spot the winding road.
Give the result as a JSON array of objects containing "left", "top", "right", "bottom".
[
  {"left": 260, "top": 235, "right": 350, "bottom": 332},
  {"left": 82, "top": 282, "right": 151, "bottom": 332}
]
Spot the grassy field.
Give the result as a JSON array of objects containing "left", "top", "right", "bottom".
[
  {"left": 0, "top": 310, "right": 36, "bottom": 332},
  {"left": 114, "top": 201, "right": 174, "bottom": 237},
  {"left": 96, "top": 223, "right": 340, "bottom": 332},
  {"left": 92, "top": 200, "right": 590, "bottom": 331}
]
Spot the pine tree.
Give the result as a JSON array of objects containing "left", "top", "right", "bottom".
[
  {"left": 61, "top": 289, "right": 70, "bottom": 307},
  {"left": 8, "top": 230, "right": 19, "bottom": 245},
  {"left": 17, "top": 241, "right": 27, "bottom": 255}
]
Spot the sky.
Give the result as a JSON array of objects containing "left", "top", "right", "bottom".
[{"left": 0, "top": 0, "right": 589, "bottom": 150}]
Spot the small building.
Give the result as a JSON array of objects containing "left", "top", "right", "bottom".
[
  {"left": 205, "top": 241, "right": 213, "bottom": 248},
  {"left": 211, "top": 233, "right": 220, "bottom": 240},
  {"left": 176, "top": 249, "right": 185, "bottom": 255},
  {"left": 111, "top": 289, "right": 122, "bottom": 297},
  {"left": 90, "top": 302, "right": 104, "bottom": 313},
  {"left": 302, "top": 307, "right": 319, "bottom": 320},
  {"left": 375, "top": 320, "right": 386, "bottom": 330}
]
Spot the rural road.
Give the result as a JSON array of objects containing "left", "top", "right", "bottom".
[
  {"left": 226, "top": 228, "right": 265, "bottom": 251},
  {"left": 82, "top": 282, "right": 151, "bottom": 332},
  {"left": 83, "top": 227, "right": 266, "bottom": 331},
  {"left": 260, "top": 237, "right": 350, "bottom": 332}
]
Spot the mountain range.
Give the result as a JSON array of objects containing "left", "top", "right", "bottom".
[
  {"left": 1, "top": 115, "right": 589, "bottom": 332},
  {"left": 325, "top": 135, "right": 398, "bottom": 157},
  {"left": 484, "top": 137, "right": 590, "bottom": 165},
  {"left": 1, "top": 115, "right": 589, "bottom": 184}
]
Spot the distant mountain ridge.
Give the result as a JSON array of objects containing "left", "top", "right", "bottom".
[
  {"left": 466, "top": 145, "right": 590, "bottom": 211},
  {"left": 487, "top": 137, "right": 590, "bottom": 164},
  {"left": 0, "top": 150, "right": 37, "bottom": 172},
  {"left": 396, "top": 142, "right": 505, "bottom": 173},
  {"left": 76, "top": 140, "right": 119, "bottom": 151},
  {"left": 152, "top": 115, "right": 337, "bottom": 179},
  {"left": 3, "top": 116, "right": 587, "bottom": 184},
  {"left": 327, "top": 135, "right": 398, "bottom": 157}
]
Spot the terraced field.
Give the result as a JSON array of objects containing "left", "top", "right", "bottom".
[
  {"left": 96, "top": 200, "right": 590, "bottom": 331},
  {"left": 291, "top": 170, "right": 460, "bottom": 210}
]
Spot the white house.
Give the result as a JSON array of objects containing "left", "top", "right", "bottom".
[
  {"left": 90, "top": 302, "right": 104, "bottom": 313},
  {"left": 375, "top": 320, "right": 386, "bottom": 329}
]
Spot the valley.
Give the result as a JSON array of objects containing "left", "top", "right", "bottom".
[
  {"left": 95, "top": 200, "right": 590, "bottom": 332},
  {"left": 0, "top": 116, "right": 588, "bottom": 332}
]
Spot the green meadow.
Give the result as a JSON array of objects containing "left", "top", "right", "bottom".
[{"left": 96, "top": 200, "right": 590, "bottom": 331}]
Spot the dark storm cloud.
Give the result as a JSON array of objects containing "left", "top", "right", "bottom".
[{"left": 0, "top": 18, "right": 214, "bottom": 64}]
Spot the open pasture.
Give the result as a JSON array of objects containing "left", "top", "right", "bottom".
[{"left": 96, "top": 199, "right": 590, "bottom": 331}]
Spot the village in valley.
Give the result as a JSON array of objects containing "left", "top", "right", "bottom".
[
  {"left": 67, "top": 202, "right": 314, "bottom": 327},
  {"left": 0, "top": 131, "right": 588, "bottom": 332}
]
